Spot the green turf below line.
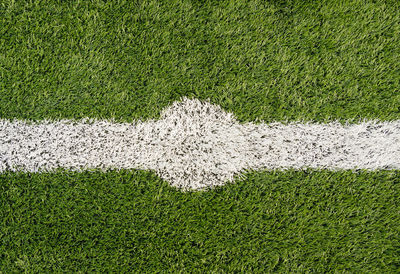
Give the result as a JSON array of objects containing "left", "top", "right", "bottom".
[
  {"left": 1, "top": 0, "right": 400, "bottom": 123},
  {"left": 1, "top": 169, "right": 399, "bottom": 272}
]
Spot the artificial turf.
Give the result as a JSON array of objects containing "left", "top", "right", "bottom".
[
  {"left": 1, "top": 0, "right": 400, "bottom": 123},
  {"left": 1, "top": 170, "right": 399, "bottom": 272},
  {"left": 1, "top": 0, "right": 400, "bottom": 272}
]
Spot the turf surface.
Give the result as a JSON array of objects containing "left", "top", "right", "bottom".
[
  {"left": 1, "top": 0, "right": 400, "bottom": 272},
  {"left": 1, "top": 0, "right": 400, "bottom": 123},
  {"left": 1, "top": 170, "right": 399, "bottom": 272}
]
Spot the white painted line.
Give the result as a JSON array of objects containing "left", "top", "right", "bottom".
[{"left": 1, "top": 98, "right": 399, "bottom": 190}]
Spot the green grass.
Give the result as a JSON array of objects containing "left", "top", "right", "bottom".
[
  {"left": 1, "top": 0, "right": 399, "bottom": 123},
  {"left": 1, "top": 170, "right": 399, "bottom": 272},
  {"left": 1, "top": 0, "right": 400, "bottom": 272}
]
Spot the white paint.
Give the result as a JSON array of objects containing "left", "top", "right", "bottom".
[{"left": 1, "top": 98, "right": 399, "bottom": 190}]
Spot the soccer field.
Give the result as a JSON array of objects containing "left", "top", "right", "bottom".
[{"left": 1, "top": 0, "right": 400, "bottom": 272}]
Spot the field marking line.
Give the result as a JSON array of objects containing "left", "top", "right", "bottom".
[{"left": 1, "top": 98, "right": 399, "bottom": 190}]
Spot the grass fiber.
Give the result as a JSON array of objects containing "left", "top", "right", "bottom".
[{"left": 1, "top": 0, "right": 400, "bottom": 272}]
